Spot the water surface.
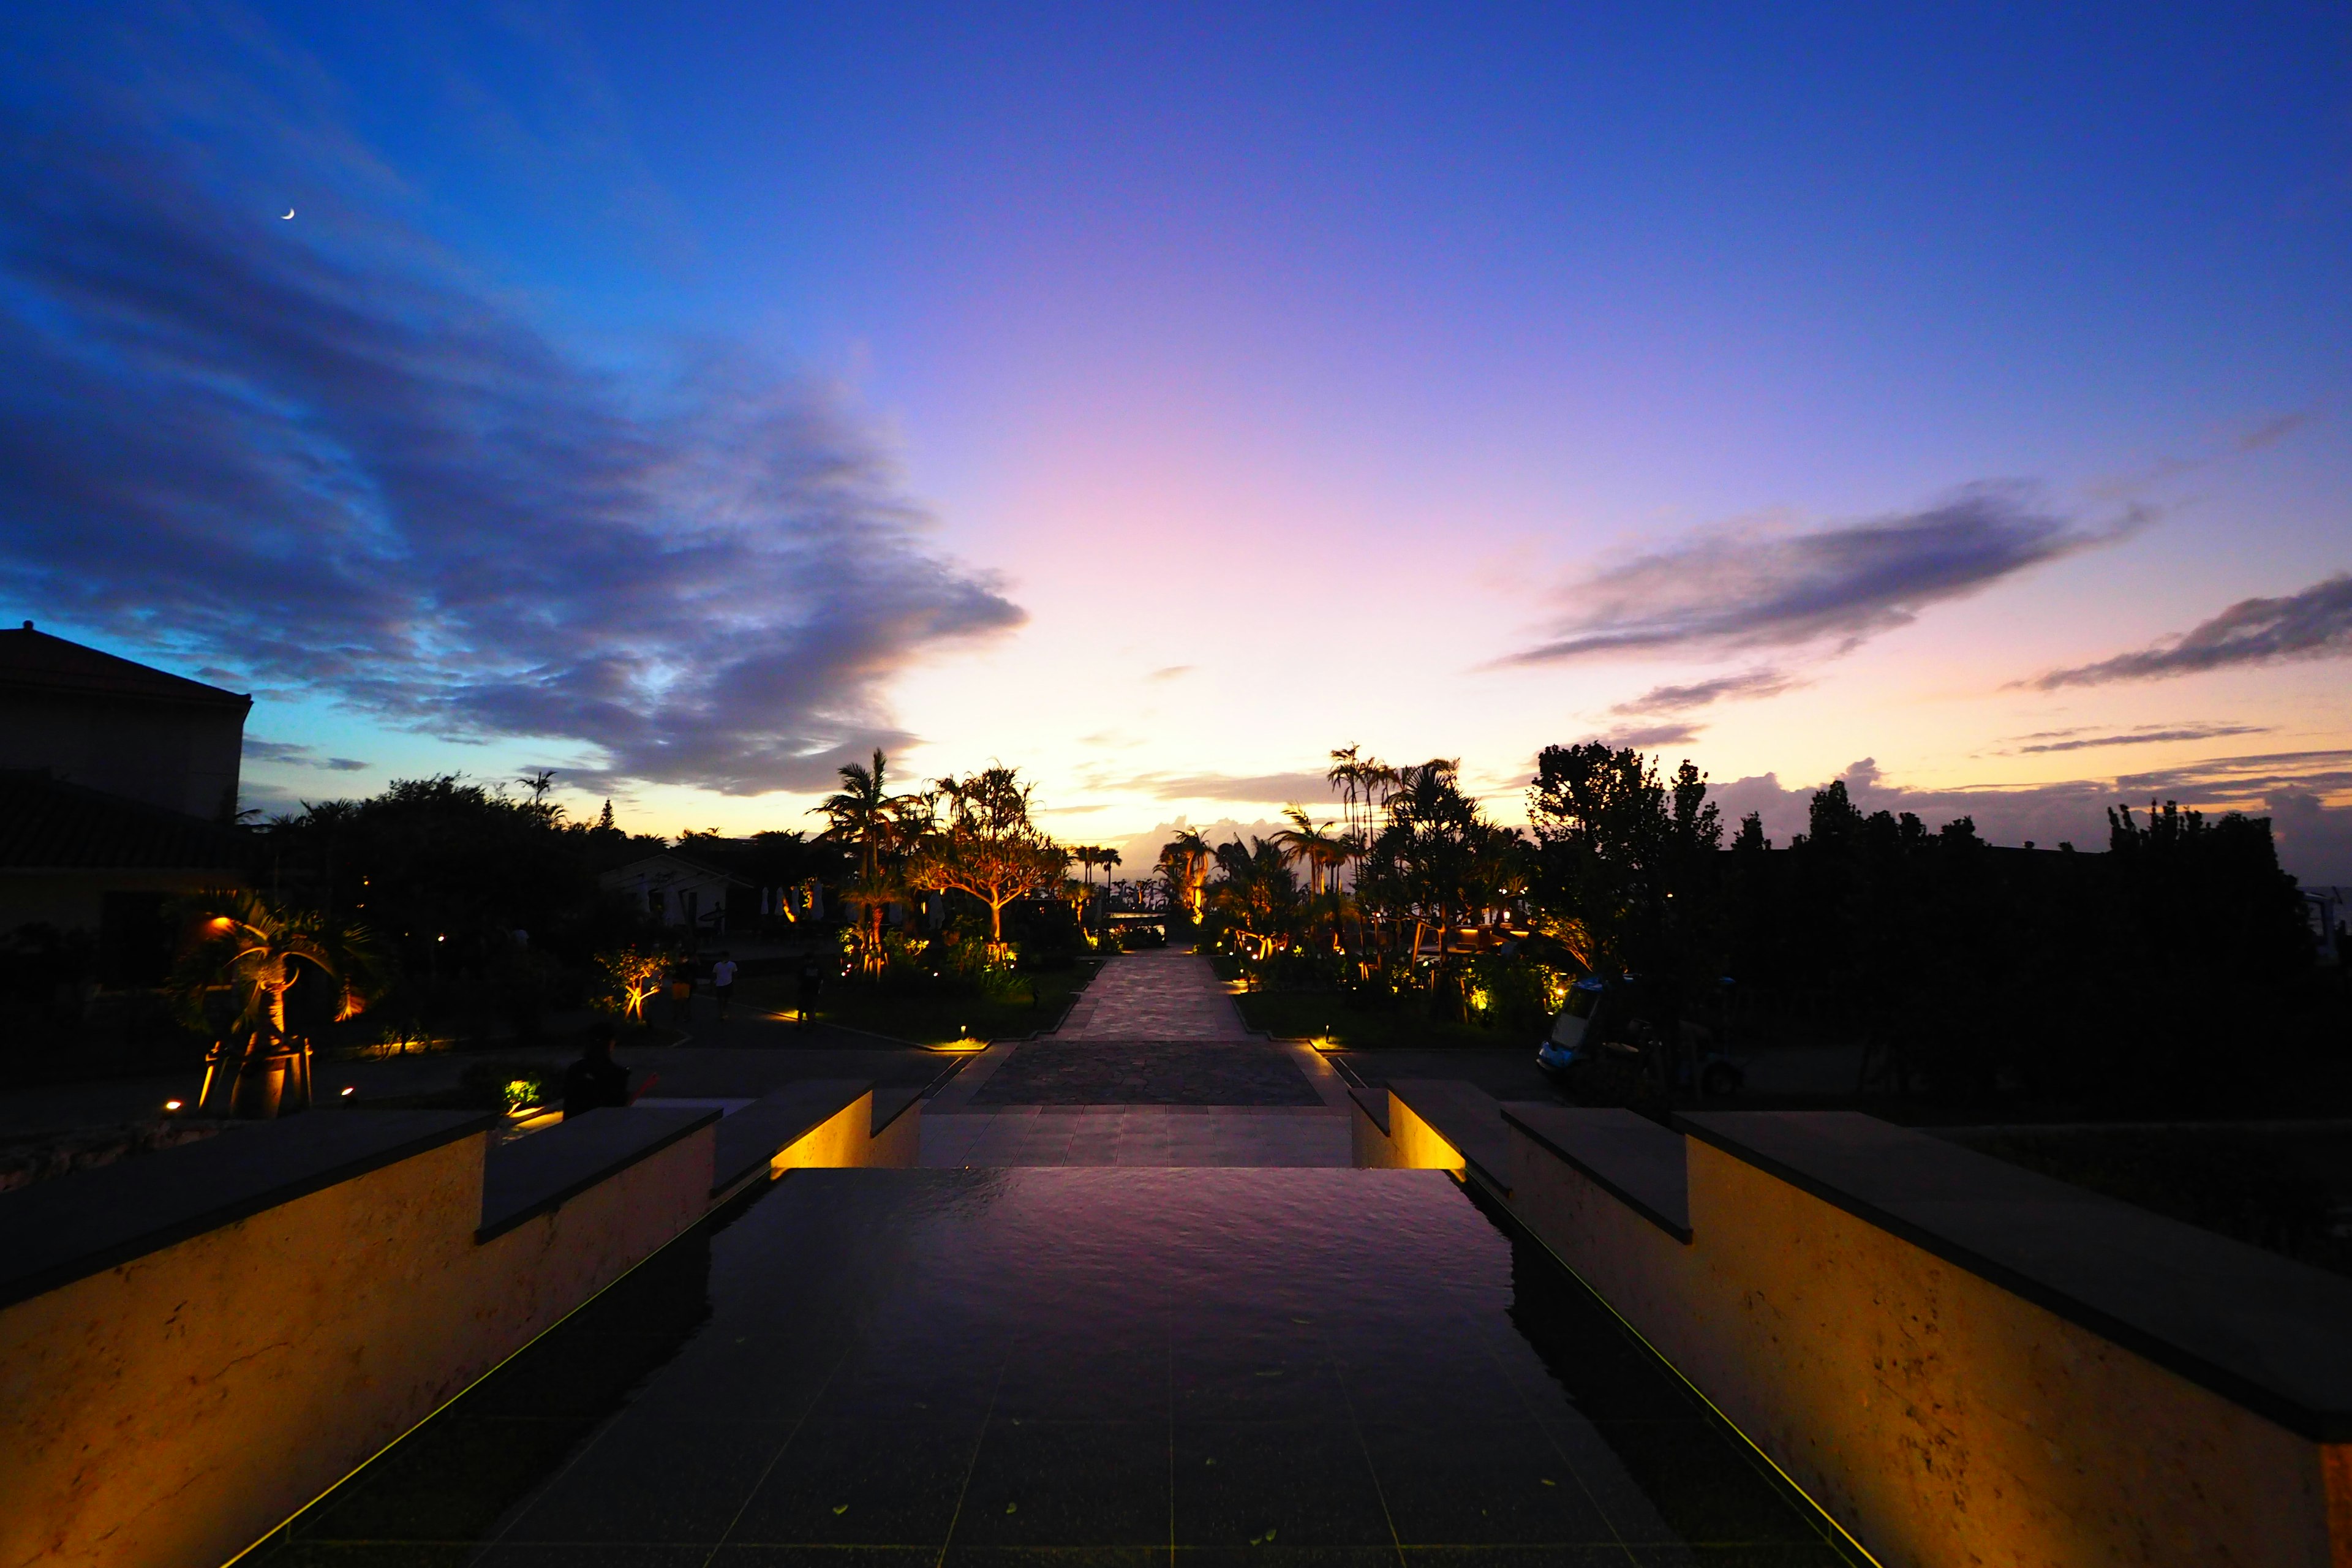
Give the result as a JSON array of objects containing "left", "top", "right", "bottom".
[{"left": 249, "top": 1167, "right": 1858, "bottom": 1566}]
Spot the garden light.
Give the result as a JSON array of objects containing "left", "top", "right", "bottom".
[{"left": 163, "top": 1099, "right": 182, "bottom": 1110}]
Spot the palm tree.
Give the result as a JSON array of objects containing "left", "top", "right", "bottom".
[
  {"left": 1207, "top": 836, "right": 1301, "bottom": 962},
  {"left": 1327, "top": 746, "right": 1367, "bottom": 855},
  {"left": 817, "top": 749, "right": 920, "bottom": 974},
  {"left": 1156, "top": 829, "right": 1213, "bottom": 923},
  {"left": 1273, "top": 805, "right": 1358, "bottom": 952},
  {"left": 1097, "top": 846, "right": 1121, "bottom": 938},
  {"left": 1269, "top": 805, "right": 1333, "bottom": 895},
  {"left": 170, "top": 888, "right": 386, "bottom": 1118}
]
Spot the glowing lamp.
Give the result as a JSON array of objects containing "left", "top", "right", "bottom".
[{"left": 163, "top": 1099, "right": 183, "bottom": 1111}]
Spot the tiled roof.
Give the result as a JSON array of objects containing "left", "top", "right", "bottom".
[
  {"left": 0, "top": 627, "right": 251, "bottom": 710},
  {"left": 0, "top": 771, "right": 252, "bottom": 872}
]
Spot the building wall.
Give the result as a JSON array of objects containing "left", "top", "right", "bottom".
[
  {"left": 0, "top": 1122, "right": 714, "bottom": 1568},
  {"left": 0, "top": 869, "right": 222, "bottom": 941},
  {"left": 0, "top": 692, "right": 244, "bottom": 822}
]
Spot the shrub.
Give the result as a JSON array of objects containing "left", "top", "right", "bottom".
[{"left": 458, "top": 1058, "right": 560, "bottom": 1112}]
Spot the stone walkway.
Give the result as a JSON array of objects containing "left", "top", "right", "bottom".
[
  {"left": 922, "top": 951, "right": 1351, "bottom": 1167},
  {"left": 1050, "top": 946, "right": 1252, "bottom": 1038}
]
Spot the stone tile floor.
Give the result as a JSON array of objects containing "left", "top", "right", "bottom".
[
  {"left": 244, "top": 1169, "right": 1863, "bottom": 1567},
  {"left": 1051, "top": 950, "right": 1251, "bottom": 1041},
  {"left": 923, "top": 954, "right": 1352, "bottom": 1169},
  {"left": 922, "top": 1106, "right": 1350, "bottom": 1168},
  {"left": 969, "top": 1041, "right": 1325, "bottom": 1107}
]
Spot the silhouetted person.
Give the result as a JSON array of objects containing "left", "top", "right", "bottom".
[
  {"left": 668, "top": 960, "right": 695, "bottom": 1025},
  {"left": 563, "top": 1027, "right": 631, "bottom": 1118},
  {"left": 796, "top": 957, "right": 824, "bottom": 1028}
]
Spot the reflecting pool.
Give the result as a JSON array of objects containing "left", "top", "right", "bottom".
[{"left": 247, "top": 1168, "right": 1861, "bottom": 1565}]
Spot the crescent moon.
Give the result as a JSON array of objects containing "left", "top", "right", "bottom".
[{"left": 281, "top": 208, "right": 295, "bottom": 220}]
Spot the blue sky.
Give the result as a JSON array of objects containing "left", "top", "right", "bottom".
[{"left": 5, "top": 4, "right": 2350, "bottom": 874}]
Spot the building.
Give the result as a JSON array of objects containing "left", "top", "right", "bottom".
[
  {"left": 597, "top": 851, "right": 750, "bottom": 936},
  {"left": 0, "top": 626, "right": 254, "bottom": 982},
  {"left": 0, "top": 623, "right": 251, "bottom": 821}
]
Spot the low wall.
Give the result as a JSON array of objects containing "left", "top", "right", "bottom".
[
  {"left": 0, "top": 1071, "right": 907, "bottom": 1568},
  {"left": 1362, "top": 1087, "right": 2352, "bottom": 1568}
]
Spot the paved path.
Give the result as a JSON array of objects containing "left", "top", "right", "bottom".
[
  {"left": 1050, "top": 946, "right": 1251, "bottom": 1038},
  {"left": 922, "top": 950, "right": 1352, "bottom": 1167}
]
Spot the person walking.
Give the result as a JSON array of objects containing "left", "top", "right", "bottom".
[
  {"left": 711, "top": 952, "right": 738, "bottom": 1021},
  {"left": 796, "top": 956, "right": 824, "bottom": 1029}
]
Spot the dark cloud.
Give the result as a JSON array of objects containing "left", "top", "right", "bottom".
[
  {"left": 1708, "top": 750, "right": 2352, "bottom": 882},
  {"left": 2012, "top": 723, "right": 2269, "bottom": 755},
  {"left": 1613, "top": 723, "right": 1705, "bottom": 749},
  {"left": 0, "top": 113, "right": 1020, "bottom": 797},
  {"left": 1611, "top": 668, "right": 1797, "bottom": 716},
  {"left": 2236, "top": 409, "right": 2315, "bottom": 451},
  {"left": 1111, "top": 770, "right": 1340, "bottom": 804},
  {"left": 244, "top": 739, "right": 370, "bottom": 771},
  {"left": 1502, "top": 487, "right": 2138, "bottom": 666},
  {"left": 2114, "top": 749, "right": 2352, "bottom": 801},
  {"left": 2027, "top": 574, "right": 2352, "bottom": 689}
]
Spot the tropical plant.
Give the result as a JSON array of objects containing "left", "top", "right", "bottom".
[
  {"left": 817, "top": 748, "right": 925, "bottom": 974},
  {"left": 168, "top": 888, "right": 387, "bottom": 1116},
  {"left": 1207, "top": 836, "right": 1300, "bottom": 959},
  {"left": 1526, "top": 742, "right": 1720, "bottom": 983},
  {"left": 1096, "top": 846, "right": 1122, "bottom": 937},
  {"left": 1357, "top": 759, "right": 1510, "bottom": 964},
  {"left": 1156, "top": 829, "right": 1213, "bottom": 922},
  {"left": 595, "top": 943, "right": 670, "bottom": 1022},
  {"left": 907, "top": 765, "right": 1066, "bottom": 949}
]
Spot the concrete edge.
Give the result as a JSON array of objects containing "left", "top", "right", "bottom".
[
  {"left": 1502, "top": 1105, "right": 1694, "bottom": 1245},
  {"left": 1675, "top": 1112, "right": 2352, "bottom": 1442},
  {"left": 477, "top": 1109, "right": 719, "bottom": 1243}
]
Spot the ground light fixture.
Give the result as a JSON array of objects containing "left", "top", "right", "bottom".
[
  {"left": 162, "top": 1099, "right": 181, "bottom": 1110},
  {"left": 935, "top": 1025, "right": 987, "bottom": 1054}
]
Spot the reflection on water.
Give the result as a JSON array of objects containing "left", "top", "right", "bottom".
[{"left": 247, "top": 1168, "right": 1861, "bottom": 1565}]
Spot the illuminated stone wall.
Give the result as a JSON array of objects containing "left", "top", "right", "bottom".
[
  {"left": 1359, "top": 1088, "right": 2352, "bottom": 1568},
  {"left": 1512, "top": 1129, "right": 2347, "bottom": 1567},
  {"left": 0, "top": 1117, "right": 712, "bottom": 1568}
]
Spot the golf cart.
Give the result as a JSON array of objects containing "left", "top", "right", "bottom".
[
  {"left": 1536, "top": 974, "right": 1746, "bottom": 1096},
  {"left": 1535, "top": 976, "right": 1642, "bottom": 1074}
]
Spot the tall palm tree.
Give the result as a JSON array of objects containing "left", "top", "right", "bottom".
[
  {"left": 1096, "top": 847, "right": 1121, "bottom": 937},
  {"left": 817, "top": 748, "right": 919, "bottom": 974},
  {"left": 1327, "top": 747, "right": 1367, "bottom": 855},
  {"left": 170, "top": 889, "right": 386, "bottom": 1117},
  {"left": 1270, "top": 805, "right": 1336, "bottom": 897},
  {"left": 1156, "top": 829, "right": 1213, "bottom": 922}
]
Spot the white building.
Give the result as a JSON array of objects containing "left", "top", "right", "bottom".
[{"left": 597, "top": 851, "right": 748, "bottom": 935}]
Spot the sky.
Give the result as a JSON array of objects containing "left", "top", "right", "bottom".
[{"left": 4, "top": 4, "right": 2351, "bottom": 878}]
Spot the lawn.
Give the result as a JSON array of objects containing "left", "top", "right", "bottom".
[
  {"left": 1235, "top": 988, "right": 1516, "bottom": 1050},
  {"left": 732, "top": 961, "right": 1102, "bottom": 1048}
]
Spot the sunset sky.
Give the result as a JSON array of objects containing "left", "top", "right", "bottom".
[{"left": 6, "top": 6, "right": 2350, "bottom": 876}]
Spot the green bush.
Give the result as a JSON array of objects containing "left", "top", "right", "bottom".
[{"left": 458, "top": 1058, "right": 561, "bottom": 1112}]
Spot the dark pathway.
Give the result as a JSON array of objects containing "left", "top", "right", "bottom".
[
  {"left": 971, "top": 1039, "right": 1322, "bottom": 1106},
  {"left": 246, "top": 1168, "right": 1861, "bottom": 1567}
]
